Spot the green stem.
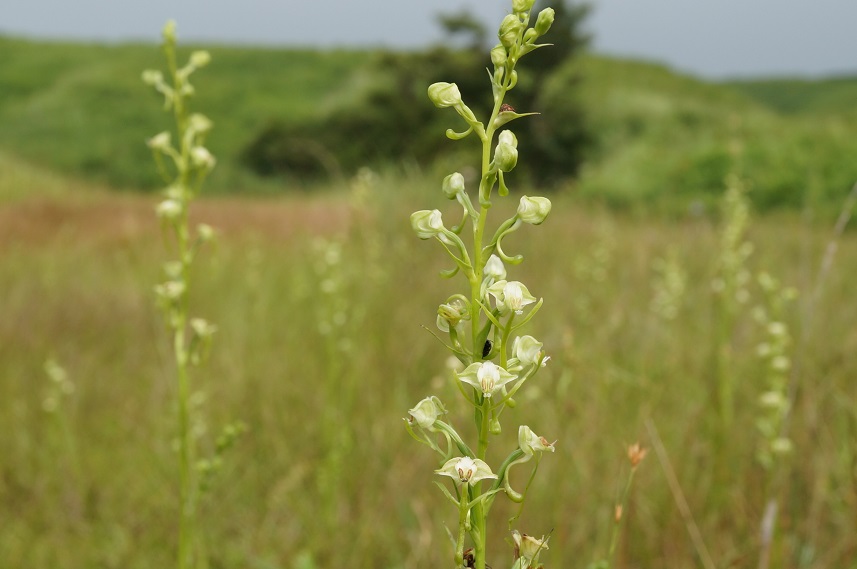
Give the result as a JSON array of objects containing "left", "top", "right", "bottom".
[{"left": 606, "top": 467, "right": 637, "bottom": 568}]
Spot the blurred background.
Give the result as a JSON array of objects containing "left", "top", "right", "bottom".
[
  {"left": 2, "top": 0, "right": 857, "bottom": 210},
  {"left": 1, "top": 1, "right": 856, "bottom": 568}
]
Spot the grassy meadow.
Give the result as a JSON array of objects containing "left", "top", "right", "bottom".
[{"left": 1, "top": 35, "right": 857, "bottom": 569}]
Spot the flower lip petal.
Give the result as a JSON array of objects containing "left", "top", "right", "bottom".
[
  {"left": 437, "top": 456, "right": 497, "bottom": 485},
  {"left": 458, "top": 361, "right": 517, "bottom": 398}
]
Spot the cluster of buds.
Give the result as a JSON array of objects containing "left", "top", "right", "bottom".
[
  {"left": 144, "top": 24, "right": 216, "bottom": 236},
  {"left": 406, "top": 2, "right": 559, "bottom": 567}
]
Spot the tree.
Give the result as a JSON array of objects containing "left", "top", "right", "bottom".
[{"left": 240, "top": 1, "right": 594, "bottom": 186}]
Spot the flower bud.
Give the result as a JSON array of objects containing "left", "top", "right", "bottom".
[
  {"left": 512, "top": 531, "right": 550, "bottom": 564},
  {"left": 513, "top": 335, "right": 544, "bottom": 367},
  {"left": 441, "top": 172, "right": 466, "bottom": 200},
  {"left": 518, "top": 425, "right": 556, "bottom": 457},
  {"left": 156, "top": 198, "right": 182, "bottom": 221},
  {"left": 190, "top": 50, "right": 211, "bottom": 68},
  {"left": 498, "top": 15, "right": 524, "bottom": 48},
  {"left": 438, "top": 299, "right": 469, "bottom": 329},
  {"left": 534, "top": 8, "right": 555, "bottom": 36},
  {"left": 179, "top": 83, "right": 195, "bottom": 97},
  {"left": 408, "top": 396, "right": 445, "bottom": 431},
  {"left": 627, "top": 443, "right": 648, "bottom": 468},
  {"left": 490, "top": 44, "right": 507, "bottom": 68},
  {"left": 512, "top": 0, "right": 536, "bottom": 13},
  {"left": 524, "top": 28, "right": 539, "bottom": 44},
  {"left": 162, "top": 20, "right": 177, "bottom": 43},
  {"left": 155, "top": 280, "right": 185, "bottom": 301},
  {"left": 142, "top": 69, "right": 164, "bottom": 86},
  {"left": 771, "top": 437, "right": 793, "bottom": 456},
  {"left": 191, "top": 146, "right": 216, "bottom": 169},
  {"left": 147, "top": 131, "right": 172, "bottom": 152},
  {"left": 197, "top": 223, "right": 215, "bottom": 242},
  {"left": 493, "top": 138, "right": 518, "bottom": 173},
  {"left": 517, "top": 196, "right": 551, "bottom": 225},
  {"left": 484, "top": 254, "right": 506, "bottom": 280},
  {"left": 499, "top": 129, "right": 518, "bottom": 148},
  {"left": 410, "top": 209, "right": 444, "bottom": 239},
  {"left": 190, "top": 318, "right": 217, "bottom": 339},
  {"left": 428, "top": 82, "right": 462, "bottom": 108},
  {"left": 759, "top": 390, "right": 787, "bottom": 410},
  {"left": 188, "top": 113, "right": 213, "bottom": 135}
]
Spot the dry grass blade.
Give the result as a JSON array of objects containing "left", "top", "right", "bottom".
[{"left": 644, "top": 418, "right": 717, "bottom": 569}]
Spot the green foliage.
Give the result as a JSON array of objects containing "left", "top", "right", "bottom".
[
  {"left": 726, "top": 76, "right": 857, "bottom": 115},
  {"left": 574, "top": 56, "right": 857, "bottom": 215},
  {"left": 241, "top": 48, "right": 482, "bottom": 181},
  {"left": 2, "top": 35, "right": 857, "bottom": 211},
  {"left": 0, "top": 36, "right": 362, "bottom": 192}
]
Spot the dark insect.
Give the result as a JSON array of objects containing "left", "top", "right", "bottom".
[
  {"left": 463, "top": 548, "right": 475, "bottom": 568},
  {"left": 482, "top": 339, "right": 493, "bottom": 359},
  {"left": 499, "top": 103, "right": 516, "bottom": 113},
  {"left": 463, "top": 548, "right": 492, "bottom": 569}
]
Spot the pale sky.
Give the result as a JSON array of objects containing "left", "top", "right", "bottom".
[{"left": 2, "top": 0, "right": 856, "bottom": 79}]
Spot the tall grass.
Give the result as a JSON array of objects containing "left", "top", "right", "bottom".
[{"left": 1, "top": 171, "right": 855, "bottom": 567}]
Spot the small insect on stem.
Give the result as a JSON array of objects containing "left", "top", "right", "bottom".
[
  {"left": 463, "top": 548, "right": 492, "bottom": 569},
  {"left": 500, "top": 103, "right": 516, "bottom": 113},
  {"left": 482, "top": 340, "right": 493, "bottom": 359}
]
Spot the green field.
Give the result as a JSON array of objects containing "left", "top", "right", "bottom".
[{"left": 1, "top": 32, "right": 857, "bottom": 569}]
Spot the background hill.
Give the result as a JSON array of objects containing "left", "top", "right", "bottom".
[{"left": 2, "top": 35, "right": 857, "bottom": 213}]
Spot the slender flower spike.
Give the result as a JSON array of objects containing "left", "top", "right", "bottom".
[
  {"left": 437, "top": 456, "right": 497, "bottom": 486},
  {"left": 488, "top": 280, "right": 536, "bottom": 314},
  {"left": 410, "top": 209, "right": 445, "bottom": 239},
  {"left": 518, "top": 425, "right": 556, "bottom": 457},
  {"left": 517, "top": 196, "right": 552, "bottom": 225},
  {"left": 458, "top": 361, "right": 517, "bottom": 398},
  {"left": 408, "top": 396, "right": 446, "bottom": 431},
  {"left": 513, "top": 335, "right": 545, "bottom": 367},
  {"left": 428, "top": 82, "right": 463, "bottom": 108}
]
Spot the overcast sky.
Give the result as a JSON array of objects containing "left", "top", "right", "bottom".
[{"left": 3, "top": 0, "right": 857, "bottom": 79}]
